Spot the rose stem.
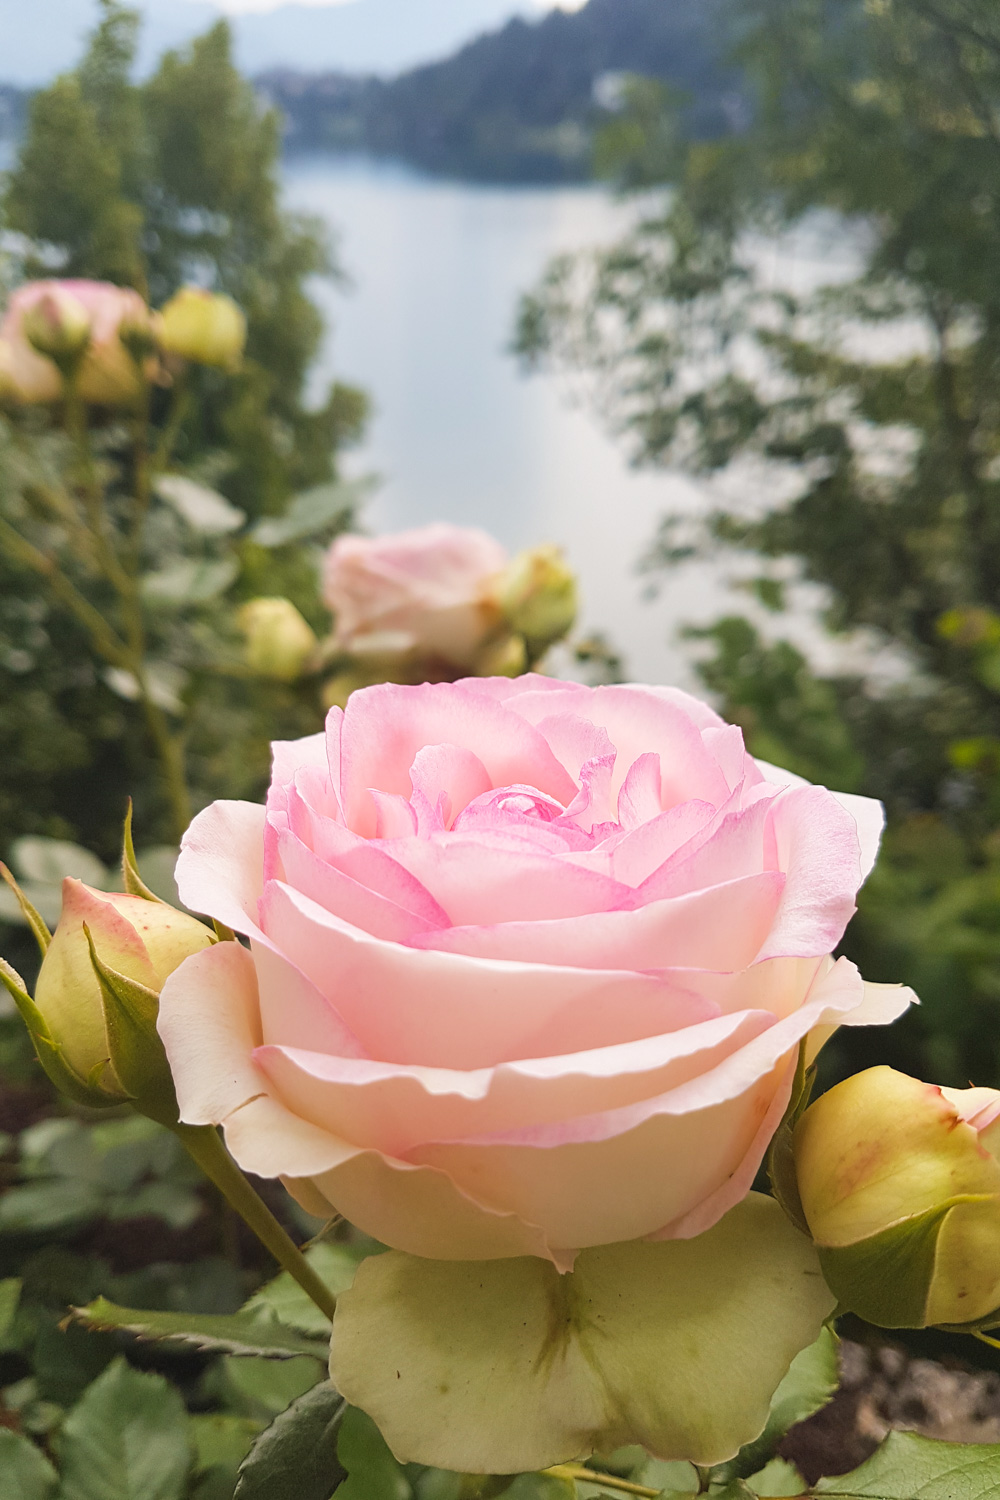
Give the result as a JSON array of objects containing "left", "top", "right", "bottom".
[
  {"left": 543, "top": 1467, "right": 660, "bottom": 1497},
  {"left": 175, "top": 1123, "right": 338, "bottom": 1322}
]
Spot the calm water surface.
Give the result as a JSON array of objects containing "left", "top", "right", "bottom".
[{"left": 282, "top": 154, "right": 727, "bottom": 686}]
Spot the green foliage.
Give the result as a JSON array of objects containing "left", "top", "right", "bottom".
[
  {"left": 234, "top": 1383, "right": 345, "bottom": 1500},
  {"left": 263, "top": 0, "right": 735, "bottom": 183},
  {"left": 336, "top": 1406, "right": 412, "bottom": 1500},
  {"left": 57, "top": 1356, "right": 193, "bottom": 1500},
  {"left": 0, "top": 1116, "right": 202, "bottom": 1237},
  {"left": 0, "top": 2, "right": 366, "bottom": 859},
  {"left": 813, "top": 1430, "right": 1000, "bottom": 1498},
  {"left": 688, "top": 618, "right": 863, "bottom": 791},
  {"left": 0, "top": 1429, "right": 59, "bottom": 1500},
  {"left": 517, "top": 0, "right": 1000, "bottom": 1088},
  {"left": 69, "top": 1298, "right": 328, "bottom": 1360}
]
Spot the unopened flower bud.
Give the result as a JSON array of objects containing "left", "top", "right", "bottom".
[
  {"left": 239, "top": 597, "right": 318, "bottom": 682},
  {"left": 34, "top": 880, "right": 215, "bottom": 1096},
  {"left": 794, "top": 1066, "right": 1000, "bottom": 1328},
  {"left": 21, "top": 287, "right": 92, "bottom": 367},
  {"left": 494, "top": 546, "right": 577, "bottom": 655},
  {"left": 119, "top": 309, "right": 162, "bottom": 366},
  {"left": 159, "top": 287, "right": 247, "bottom": 370},
  {"left": 476, "top": 631, "right": 527, "bottom": 678}
]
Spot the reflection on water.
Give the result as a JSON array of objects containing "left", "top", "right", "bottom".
[{"left": 283, "top": 153, "right": 720, "bottom": 686}]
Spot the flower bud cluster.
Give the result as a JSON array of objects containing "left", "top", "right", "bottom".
[
  {"left": 793, "top": 1065, "right": 1000, "bottom": 1329},
  {"left": 0, "top": 279, "right": 247, "bottom": 407},
  {"left": 300, "top": 525, "right": 579, "bottom": 704}
]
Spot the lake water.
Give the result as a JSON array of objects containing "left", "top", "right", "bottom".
[
  {"left": 0, "top": 139, "right": 861, "bottom": 687},
  {"left": 283, "top": 154, "right": 866, "bottom": 688},
  {"left": 281, "top": 156, "right": 732, "bottom": 687}
]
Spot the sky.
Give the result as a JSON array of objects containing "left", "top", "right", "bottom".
[
  {"left": 1, "top": 0, "right": 590, "bottom": 85},
  {"left": 212, "top": 0, "right": 586, "bottom": 11}
]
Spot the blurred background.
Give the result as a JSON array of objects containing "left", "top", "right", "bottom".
[{"left": 3, "top": 3, "right": 1000, "bottom": 1484}]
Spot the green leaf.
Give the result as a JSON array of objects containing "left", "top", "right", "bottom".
[
  {"left": 192, "top": 1412, "right": 263, "bottom": 1473},
  {"left": 250, "top": 479, "right": 372, "bottom": 547},
  {"left": 234, "top": 1381, "right": 346, "bottom": 1500},
  {"left": 190, "top": 1412, "right": 263, "bottom": 1500},
  {"left": 715, "top": 1326, "right": 840, "bottom": 1482},
  {"left": 0, "top": 1178, "right": 104, "bottom": 1233},
  {"left": 141, "top": 556, "right": 239, "bottom": 606},
  {"left": 745, "top": 1456, "right": 807, "bottom": 1495},
  {"left": 814, "top": 1430, "right": 1000, "bottom": 1498},
  {"left": 0, "top": 1276, "right": 21, "bottom": 1343},
  {"left": 242, "top": 1242, "right": 365, "bottom": 1336},
  {"left": 58, "top": 1356, "right": 193, "bottom": 1500},
  {"left": 12, "top": 836, "right": 108, "bottom": 890},
  {"left": 221, "top": 1352, "right": 326, "bottom": 1420},
  {"left": 337, "top": 1405, "right": 412, "bottom": 1500},
  {"left": 501, "top": 1478, "right": 576, "bottom": 1499},
  {"left": 330, "top": 1193, "right": 835, "bottom": 1474},
  {"left": 153, "top": 474, "right": 246, "bottom": 535},
  {"left": 69, "top": 1298, "right": 330, "bottom": 1359},
  {"left": 0, "top": 1429, "right": 58, "bottom": 1500}
]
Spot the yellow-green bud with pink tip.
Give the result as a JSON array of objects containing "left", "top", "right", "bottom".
[
  {"left": 21, "top": 286, "right": 92, "bottom": 366},
  {"left": 794, "top": 1065, "right": 1000, "bottom": 1329},
  {"left": 34, "top": 880, "right": 215, "bottom": 1098}
]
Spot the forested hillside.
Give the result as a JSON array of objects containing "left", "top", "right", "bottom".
[{"left": 262, "top": 0, "right": 739, "bottom": 180}]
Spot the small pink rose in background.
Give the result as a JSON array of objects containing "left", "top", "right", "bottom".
[
  {"left": 322, "top": 523, "right": 508, "bottom": 672},
  {"left": 158, "top": 675, "right": 914, "bottom": 1267},
  {"left": 0, "top": 279, "right": 154, "bottom": 406}
]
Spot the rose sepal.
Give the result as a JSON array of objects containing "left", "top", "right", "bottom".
[
  {"left": 814, "top": 1196, "right": 1000, "bottom": 1329},
  {"left": 0, "top": 861, "right": 52, "bottom": 955},
  {"left": 121, "top": 800, "right": 168, "bottom": 904},
  {"left": 0, "top": 955, "right": 121, "bottom": 1110},
  {"left": 767, "top": 1039, "right": 815, "bottom": 1237},
  {"left": 83, "top": 926, "right": 181, "bottom": 1127}
]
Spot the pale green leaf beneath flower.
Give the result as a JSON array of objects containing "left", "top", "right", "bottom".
[{"left": 330, "top": 1194, "right": 835, "bottom": 1475}]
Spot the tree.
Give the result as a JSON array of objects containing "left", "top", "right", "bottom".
[
  {"left": 0, "top": 2, "right": 367, "bottom": 865},
  {"left": 516, "top": 0, "right": 1000, "bottom": 1087}
]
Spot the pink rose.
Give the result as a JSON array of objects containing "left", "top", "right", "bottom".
[
  {"left": 322, "top": 524, "right": 508, "bottom": 670},
  {"left": 158, "top": 676, "right": 913, "bottom": 1267},
  {"left": 0, "top": 279, "right": 153, "bottom": 406}
]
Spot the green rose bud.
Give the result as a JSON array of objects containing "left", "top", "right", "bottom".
[
  {"left": 21, "top": 287, "right": 92, "bottom": 368},
  {"left": 35, "top": 880, "right": 215, "bottom": 1098},
  {"left": 158, "top": 287, "right": 247, "bottom": 370},
  {"left": 494, "top": 545, "right": 577, "bottom": 656},
  {"left": 794, "top": 1065, "right": 1000, "bottom": 1329},
  {"left": 239, "top": 597, "right": 318, "bottom": 682}
]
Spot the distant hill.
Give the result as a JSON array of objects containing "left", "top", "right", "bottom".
[
  {"left": 261, "top": 0, "right": 742, "bottom": 181},
  {"left": 1, "top": 0, "right": 742, "bottom": 183},
  {"left": 0, "top": 0, "right": 539, "bottom": 86}
]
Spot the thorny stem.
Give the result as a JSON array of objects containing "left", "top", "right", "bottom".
[
  {"left": 174, "top": 1123, "right": 338, "bottom": 1324},
  {"left": 150, "top": 374, "right": 190, "bottom": 479},
  {"left": 135, "top": 685, "right": 192, "bottom": 841},
  {"left": 0, "top": 516, "right": 131, "bottom": 667},
  {"left": 63, "top": 375, "right": 193, "bottom": 837}
]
